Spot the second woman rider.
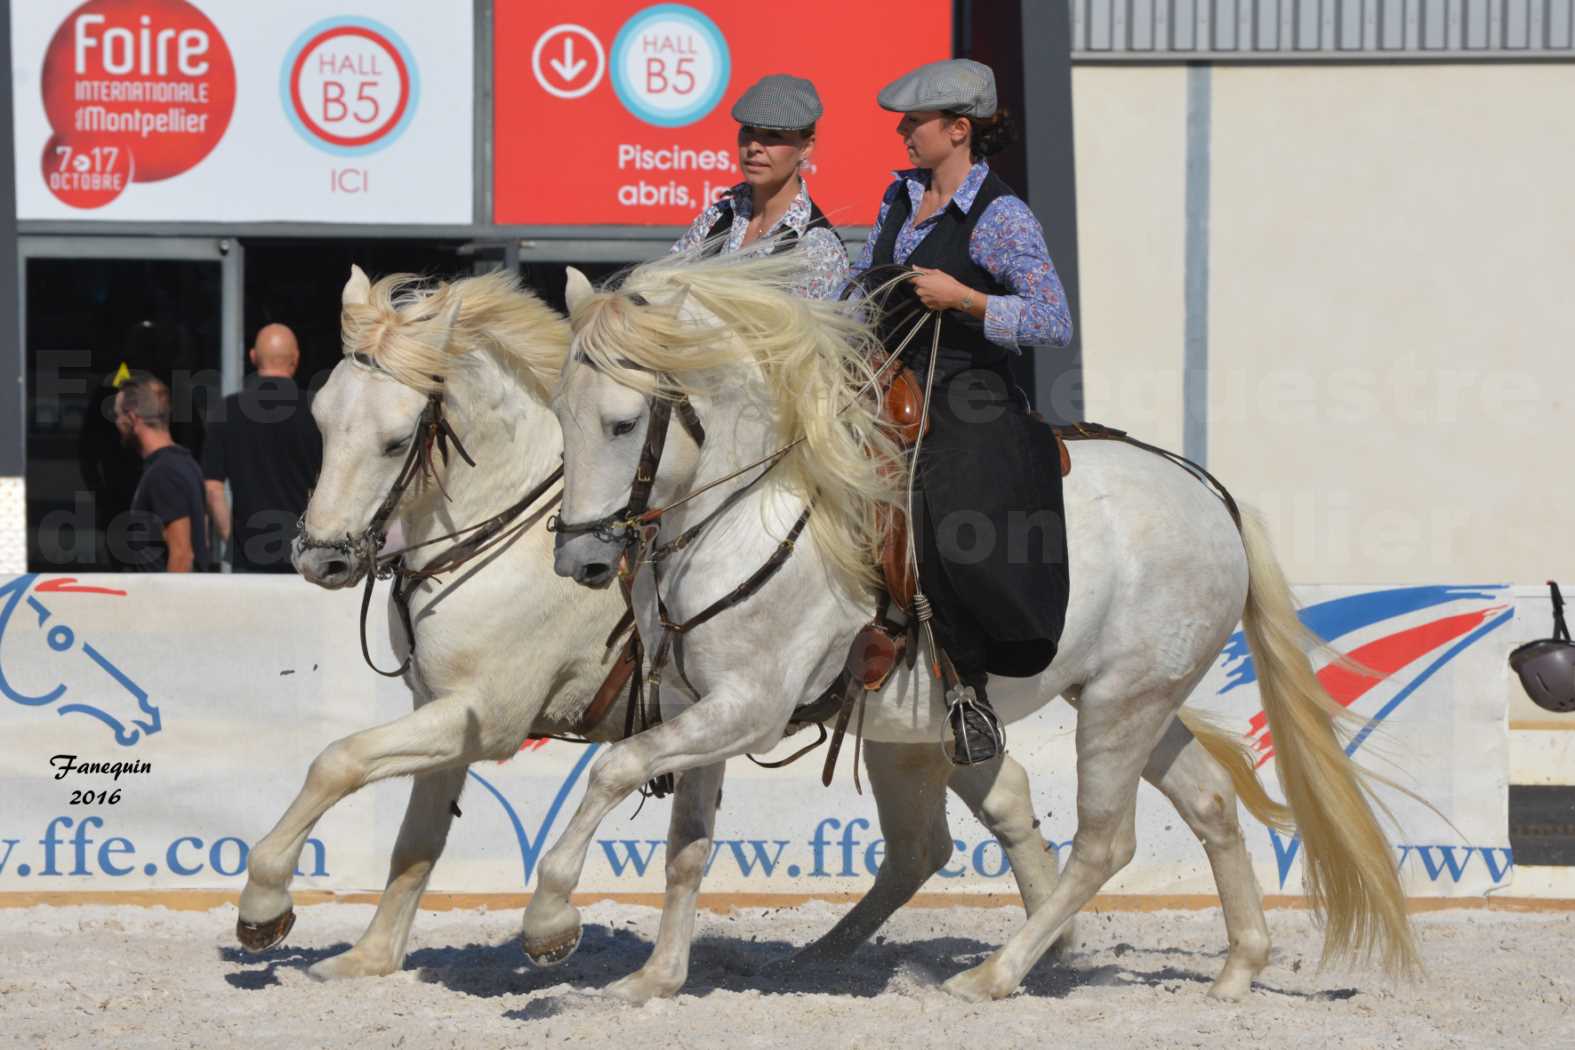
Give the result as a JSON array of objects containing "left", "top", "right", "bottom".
[{"left": 671, "top": 74, "right": 847, "bottom": 300}]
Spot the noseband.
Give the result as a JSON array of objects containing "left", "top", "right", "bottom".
[
  {"left": 294, "top": 363, "right": 484, "bottom": 679},
  {"left": 547, "top": 384, "right": 707, "bottom": 547}
]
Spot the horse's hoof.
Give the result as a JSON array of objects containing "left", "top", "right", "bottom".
[
  {"left": 309, "top": 948, "right": 397, "bottom": 981},
  {"left": 605, "top": 968, "right": 681, "bottom": 1003},
  {"left": 236, "top": 909, "right": 296, "bottom": 953},
  {"left": 1207, "top": 966, "right": 1257, "bottom": 1001},
  {"left": 942, "top": 962, "right": 1011, "bottom": 1003},
  {"left": 523, "top": 925, "right": 583, "bottom": 968}
]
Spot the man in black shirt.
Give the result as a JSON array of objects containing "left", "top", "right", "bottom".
[
  {"left": 114, "top": 371, "right": 209, "bottom": 572},
  {"left": 203, "top": 324, "right": 323, "bottom": 572}
]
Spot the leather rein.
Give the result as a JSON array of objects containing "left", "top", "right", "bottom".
[{"left": 295, "top": 354, "right": 564, "bottom": 678}]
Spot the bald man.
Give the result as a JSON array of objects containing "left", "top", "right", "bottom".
[{"left": 203, "top": 323, "right": 323, "bottom": 572}]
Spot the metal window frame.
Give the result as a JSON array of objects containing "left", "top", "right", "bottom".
[{"left": 18, "top": 235, "right": 246, "bottom": 397}]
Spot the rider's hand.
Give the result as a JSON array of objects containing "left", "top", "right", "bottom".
[{"left": 910, "top": 267, "right": 973, "bottom": 312}]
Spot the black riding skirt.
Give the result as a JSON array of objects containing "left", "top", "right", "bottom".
[{"left": 909, "top": 367, "right": 1069, "bottom": 679}]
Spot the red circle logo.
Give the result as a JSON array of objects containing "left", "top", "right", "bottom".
[
  {"left": 285, "top": 23, "right": 413, "bottom": 151},
  {"left": 38, "top": 0, "right": 236, "bottom": 208}
]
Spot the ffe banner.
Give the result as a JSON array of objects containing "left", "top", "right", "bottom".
[{"left": 0, "top": 575, "right": 1521, "bottom": 901}]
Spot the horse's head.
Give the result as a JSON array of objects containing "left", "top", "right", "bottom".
[
  {"left": 551, "top": 253, "right": 901, "bottom": 594},
  {"left": 551, "top": 268, "right": 704, "bottom": 587},
  {"left": 297, "top": 265, "right": 570, "bottom": 589},
  {"left": 295, "top": 266, "right": 451, "bottom": 589}
]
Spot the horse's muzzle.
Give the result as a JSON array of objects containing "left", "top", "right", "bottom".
[
  {"left": 293, "top": 536, "right": 370, "bottom": 590},
  {"left": 552, "top": 531, "right": 619, "bottom": 588}
]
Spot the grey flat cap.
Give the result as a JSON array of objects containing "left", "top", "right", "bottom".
[
  {"left": 877, "top": 58, "right": 997, "bottom": 118},
  {"left": 731, "top": 74, "right": 823, "bottom": 130}
]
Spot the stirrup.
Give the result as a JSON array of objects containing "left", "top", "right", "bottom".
[{"left": 943, "top": 683, "right": 1005, "bottom": 766}]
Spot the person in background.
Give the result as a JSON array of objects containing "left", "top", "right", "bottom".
[
  {"left": 203, "top": 323, "right": 323, "bottom": 573},
  {"left": 671, "top": 73, "right": 848, "bottom": 300},
  {"left": 114, "top": 371, "right": 209, "bottom": 573}
]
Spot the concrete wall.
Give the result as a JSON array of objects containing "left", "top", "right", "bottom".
[
  {"left": 1071, "top": 65, "right": 1190, "bottom": 452},
  {"left": 1071, "top": 61, "right": 1575, "bottom": 585}
]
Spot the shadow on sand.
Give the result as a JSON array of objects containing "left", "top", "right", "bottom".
[{"left": 218, "top": 921, "right": 1358, "bottom": 1008}]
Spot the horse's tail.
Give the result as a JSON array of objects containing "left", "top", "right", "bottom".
[
  {"left": 1237, "top": 508, "right": 1419, "bottom": 977},
  {"left": 1176, "top": 709, "right": 1293, "bottom": 833}
]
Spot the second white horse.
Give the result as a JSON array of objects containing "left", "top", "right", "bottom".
[{"left": 542, "top": 249, "right": 1417, "bottom": 1003}]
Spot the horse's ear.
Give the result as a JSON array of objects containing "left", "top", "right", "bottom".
[
  {"left": 342, "top": 264, "right": 371, "bottom": 306},
  {"left": 564, "top": 267, "right": 594, "bottom": 314}
]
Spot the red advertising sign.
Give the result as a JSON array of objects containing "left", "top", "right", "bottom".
[
  {"left": 38, "top": 0, "right": 236, "bottom": 209},
  {"left": 493, "top": 0, "right": 952, "bottom": 227}
]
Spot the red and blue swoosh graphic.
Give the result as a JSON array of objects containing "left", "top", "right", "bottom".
[
  {"left": 1218, "top": 584, "right": 1514, "bottom": 766},
  {"left": 1217, "top": 584, "right": 1515, "bottom": 886}
]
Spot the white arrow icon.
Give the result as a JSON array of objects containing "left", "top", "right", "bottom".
[
  {"left": 549, "top": 38, "right": 587, "bottom": 81},
  {"left": 532, "top": 24, "right": 606, "bottom": 100}
]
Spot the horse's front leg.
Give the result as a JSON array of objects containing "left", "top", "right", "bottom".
[
  {"left": 604, "top": 761, "right": 725, "bottom": 1003},
  {"left": 237, "top": 694, "right": 489, "bottom": 951},
  {"left": 307, "top": 764, "right": 469, "bottom": 979},
  {"left": 522, "top": 687, "right": 781, "bottom": 972}
]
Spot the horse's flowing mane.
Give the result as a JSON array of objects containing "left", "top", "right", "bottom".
[
  {"left": 568, "top": 249, "right": 903, "bottom": 592},
  {"left": 341, "top": 269, "right": 569, "bottom": 399}
]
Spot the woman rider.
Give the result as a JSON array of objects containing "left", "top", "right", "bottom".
[
  {"left": 672, "top": 74, "right": 847, "bottom": 299},
  {"left": 850, "top": 59, "right": 1073, "bottom": 764}
]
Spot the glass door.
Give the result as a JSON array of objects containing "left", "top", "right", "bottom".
[{"left": 20, "top": 237, "right": 242, "bottom": 572}]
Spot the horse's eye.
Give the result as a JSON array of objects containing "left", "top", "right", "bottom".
[
  {"left": 384, "top": 437, "right": 410, "bottom": 456},
  {"left": 612, "top": 419, "right": 639, "bottom": 437}
]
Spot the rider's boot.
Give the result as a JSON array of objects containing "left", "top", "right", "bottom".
[{"left": 946, "top": 671, "right": 1005, "bottom": 765}]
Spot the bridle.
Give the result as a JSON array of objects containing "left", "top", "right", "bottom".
[
  {"left": 544, "top": 362, "right": 808, "bottom": 800},
  {"left": 296, "top": 352, "right": 564, "bottom": 677},
  {"left": 296, "top": 357, "right": 475, "bottom": 571},
  {"left": 541, "top": 291, "right": 933, "bottom": 797},
  {"left": 544, "top": 298, "right": 921, "bottom": 561},
  {"left": 545, "top": 383, "right": 708, "bottom": 548}
]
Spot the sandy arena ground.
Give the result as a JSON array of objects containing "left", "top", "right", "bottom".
[{"left": 3, "top": 900, "right": 1569, "bottom": 1049}]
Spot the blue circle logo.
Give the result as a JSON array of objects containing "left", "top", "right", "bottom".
[{"left": 610, "top": 5, "right": 730, "bottom": 128}]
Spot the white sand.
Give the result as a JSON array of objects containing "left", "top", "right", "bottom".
[{"left": 2, "top": 901, "right": 1568, "bottom": 1049}]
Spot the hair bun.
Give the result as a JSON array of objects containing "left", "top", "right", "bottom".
[{"left": 971, "top": 107, "right": 1016, "bottom": 159}]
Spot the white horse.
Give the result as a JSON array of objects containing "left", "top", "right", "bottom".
[
  {"left": 543, "top": 249, "right": 1418, "bottom": 1003},
  {"left": 235, "top": 266, "right": 631, "bottom": 979},
  {"left": 235, "top": 265, "right": 1064, "bottom": 993}
]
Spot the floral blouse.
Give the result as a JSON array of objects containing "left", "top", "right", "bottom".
[
  {"left": 672, "top": 177, "right": 850, "bottom": 301},
  {"left": 850, "top": 161, "right": 1072, "bottom": 351}
]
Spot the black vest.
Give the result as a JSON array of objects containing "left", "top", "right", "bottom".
[
  {"left": 702, "top": 194, "right": 835, "bottom": 258},
  {"left": 866, "top": 170, "right": 1015, "bottom": 382}
]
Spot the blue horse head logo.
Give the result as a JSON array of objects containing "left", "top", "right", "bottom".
[{"left": 0, "top": 575, "right": 162, "bottom": 746}]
